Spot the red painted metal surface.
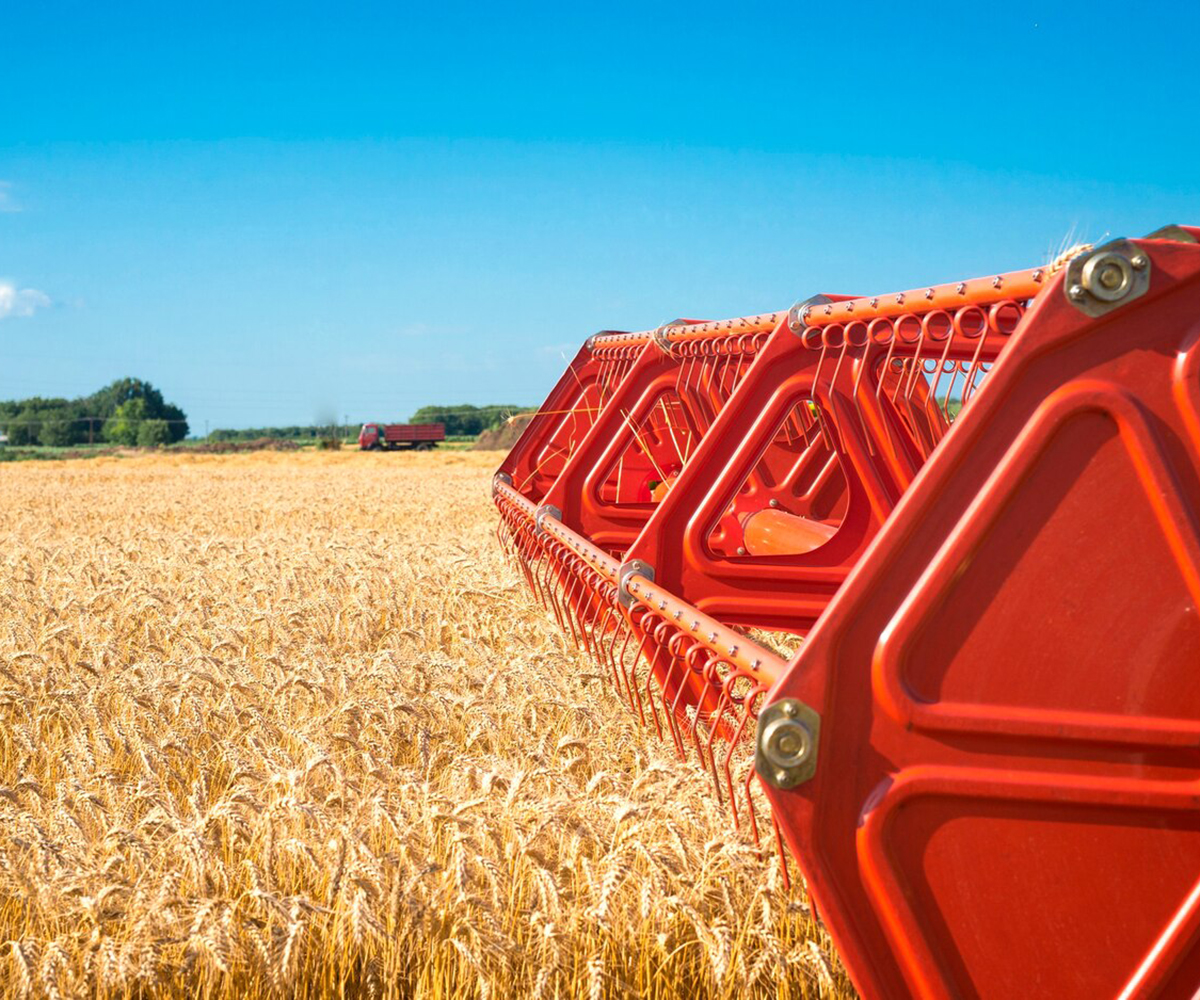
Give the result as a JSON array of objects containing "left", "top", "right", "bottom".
[
  {"left": 741, "top": 508, "right": 837, "bottom": 556},
  {"left": 763, "top": 232, "right": 1200, "bottom": 998},
  {"left": 493, "top": 226, "right": 1200, "bottom": 997}
]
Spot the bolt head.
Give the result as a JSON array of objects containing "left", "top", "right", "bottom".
[
  {"left": 736, "top": 546, "right": 746, "bottom": 556},
  {"left": 761, "top": 716, "right": 813, "bottom": 770},
  {"left": 769, "top": 498, "right": 780, "bottom": 508},
  {"left": 1069, "top": 283, "right": 1087, "bottom": 301},
  {"left": 1131, "top": 254, "right": 1149, "bottom": 270},
  {"left": 782, "top": 702, "right": 798, "bottom": 718},
  {"left": 1098, "top": 262, "right": 1123, "bottom": 289},
  {"left": 1081, "top": 251, "right": 1135, "bottom": 302}
]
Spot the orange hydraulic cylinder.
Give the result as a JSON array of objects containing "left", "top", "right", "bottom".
[{"left": 741, "top": 508, "right": 838, "bottom": 556}]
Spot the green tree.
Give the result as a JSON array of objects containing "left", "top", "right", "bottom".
[
  {"left": 136, "top": 418, "right": 171, "bottom": 447},
  {"left": 2, "top": 398, "right": 76, "bottom": 445},
  {"left": 87, "top": 378, "right": 187, "bottom": 441},
  {"left": 6, "top": 407, "right": 38, "bottom": 446},
  {"left": 159, "top": 402, "right": 189, "bottom": 442},
  {"left": 0, "top": 379, "right": 188, "bottom": 447},
  {"left": 103, "top": 398, "right": 148, "bottom": 446},
  {"left": 408, "top": 404, "right": 530, "bottom": 436},
  {"left": 86, "top": 378, "right": 166, "bottom": 420},
  {"left": 38, "top": 412, "right": 75, "bottom": 447}
]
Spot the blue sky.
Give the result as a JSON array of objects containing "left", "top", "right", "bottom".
[{"left": 2, "top": 1, "right": 1198, "bottom": 432}]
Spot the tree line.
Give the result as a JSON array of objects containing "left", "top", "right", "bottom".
[
  {"left": 207, "top": 424, "right": 350, "bottom": 442},
  {"left": 0, "top": 390, "right": 527, "bottom": 447},
  {"left": 208, "top": 405, "right": 532, "bottom": 442},
  {"left": 407, "top": 405, "right": 530, "bottom": 436},
  {"left": 0, "top": 378, "right": 189, "bottom": 447}
]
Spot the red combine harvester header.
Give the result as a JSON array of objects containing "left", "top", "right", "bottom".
[
  {"left": 358, "top": 422, "right": 445, "bottom": 451},
  {"left": 492, "top": 227, "right": 1200, "bottom": 999}
]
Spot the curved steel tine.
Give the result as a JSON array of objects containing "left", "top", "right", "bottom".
[{"left": 851, "top": 339, "right": 877, "bottom": 456}]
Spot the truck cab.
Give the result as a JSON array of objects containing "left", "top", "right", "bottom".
[{"left": 358, "top": 423, "right": 383, "bottom": 449}]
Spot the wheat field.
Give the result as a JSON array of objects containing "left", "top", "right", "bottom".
[{"left": 0, "top": 450, "right": 853, "bottom": 999}]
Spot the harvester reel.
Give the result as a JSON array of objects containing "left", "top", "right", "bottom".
[{"left": 492, "top": 223, "right": 1200, "bottom": 999}]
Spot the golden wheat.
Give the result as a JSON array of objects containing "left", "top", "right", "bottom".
[{"left": 0, "top": 450, "right": 853, "bottom": 999}]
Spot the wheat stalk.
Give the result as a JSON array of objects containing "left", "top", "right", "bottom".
[{"left": 0, "top": 450, "right": 853, "bottom": 998}]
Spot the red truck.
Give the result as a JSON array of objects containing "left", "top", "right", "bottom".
[{"left": 358, "top": 423, "right": 445, "bottom": 451}]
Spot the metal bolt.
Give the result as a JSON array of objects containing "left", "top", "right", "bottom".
[
  {"left": 925, "top": 288, "right": 934, "bottom": 300},
  {"left": 869, "top": 297, "right": 878, "bottom": 308},
  {"left": 782, "top": 702, "right": 798, "bottom": 718},
  {"left": 729, "top": 645, "right": 739, "bottom": 656},
  {"left": 690, "top": 621, "right": 699, "bottom": 631},
  {"left": 1131, "top": 254, "right": 1148, "bottom": 270},
  {"left": 630, "top": 583, "right": 639, "bottom": 592},
  {"left": 751, "top": 658, "right": 761, "bottom": 669},
  {"left": 658, "top": 600, "right": 666, "bottom": 610},
  {"left": 673, "top": 610, "right": 682, "bottom": 620},
  {"left": 1082, "top": 251, "right": 1135, "bottom": 302},
  {"left": 895, "top": 293, "right": 905, "bottom": 304},
  {"left": 1032, "top": 268, "right": 1044, "bottom": 282},
  {"left": 769, "top": 498, "right": 780, "bottom": 508},
  {"left": 736, "top": 546, "right": 746, "bottom": 555},
  {"left": 760, "top": 712, "right": 814, "bottom": 776},
  {"left": 956, "top": 282, "right": 966, "bottom": 294},
  {"left": 708, "top": 631, "right": 718, "bottom": 642},
  {"left": 992, "top": 276, "right": 1003, "bottom": 288},
  {"left": 1068, "top": 284, "right": 1087, "bottom": 301}
]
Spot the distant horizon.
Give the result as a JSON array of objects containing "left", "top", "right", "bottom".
[
  {"left": 3, "top": 2, "right": 1199, "bottom": 431},
  {"left": 0, "top": 375, "right": 533, "bottom": 439}
]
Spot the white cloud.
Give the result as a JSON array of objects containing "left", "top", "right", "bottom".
[
  {"left": 0, "top": 182, "right": 19, "bottom": 213},
  {"left": 0, "top": 282, "right": 51, "bottom": 320}
]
